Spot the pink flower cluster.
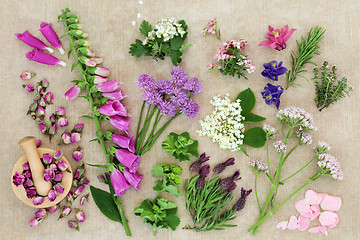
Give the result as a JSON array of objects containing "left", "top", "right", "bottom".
[
  {"left": 276, "top": 106, "right": 317, "bottom": 131},
  {"left": 277, "top": 190, "right": 341, "bottom": 235},
  {"left": 201, "top": 19, "right": 220, "bottom": 40},
  {"left": 297, "top": 131, "right": 312, "bottom": 145},
  {"left": 248, "top": 160, "right": 269, "bottom": 174},
  {"left": 263, "top": 124, "right": 277, "bottom": 139},
  {"left": 317, "top": 153, "right": 343, "bottom": 180},
  {"left": 273, "top": 140, "right": 287, "bottom": 153}
]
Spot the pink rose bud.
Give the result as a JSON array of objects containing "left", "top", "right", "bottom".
[
  {"left": 53, "top": 171, "right": 63, "bottom": 182},
  {"left": 71, "top": 132, "right": 81, "bottom": 143},
  {"left": 48, "top": 189, "right": 58, "bottom": 202},
  {"left": 23, "top": 84, "right": 35, "bottom": 92},
  {"left": 102, "top": 89, "right": 126, "bottom": 101},
  {"left": 29, "top": 218, "right": 40, "bottom": 227},
  {"left": 20, "top": 71, "right": 35, "bottom": 80},
  {"left": 33, "top": 196, "right": 44, "bottom": 206},
  {"left": 49, "top": 113, "right": 56, "bottom": 124},
  {"left": 97, "top": 175, "right": 108, "bottom": 184},
  {"left": 36, "top": 106, "right": 45, "bottom": 118},
  {"left": 39, "top": 22, "right": 65, "bottom": 54},
  {"left": 26, "top": 48, "right": 66, "bottom": 67},
  {"left": 42, "top": 78, "right": 49, "bottom": 88},
  {"left": 36, "top": 85, "right": 44, "bottom": 94},
  {"left": 43, "top": 168, "right": 53, "bottom": 182},
  {"left": 74, "top": 124, "right": 84, "bottom": 132},
  {"left": 28, "top": 101, "right": 38, "bottom": 114},
  {"left": 49, "top": 163, "right": 58, "bottom": 172},
  {"left": 72, "top": 179, "right": 78, "bottom": 188},
  {"left": 24, "top": 171, "right": 31, "bottom": 178},
  {"left": 35, "top": 139, "right": 42, "bottom": 148},
  {"left": 24, "top": 179, "right": 34, "bottom": 189},
  {"left": 78, "top": 47, "right": 95, "bottom": 57},
  {"left": 35, "top": 209, "right": 47, "bottom": 219},
  {"left": 38, "top": 97, "right": 46, "bottom": 107},
  {"left": 74, "top": 185, "right": 84, "bottom": 196},
  {"left": 53, "top": 150, "right": 63, "bottom": 160},
  {"left": 42, "top": 153, "right": 53, "bottom": 164},
  {"left": 48, "top": 205, "right": 58, "bottom": 214},
  {"left": 39, "top": 123, "right": 47, "bottom": 133},
  {"left": 75, "top": 209, "right": 86, "bottom": 222},
  {"left": 26, "top": 187, "right": 37, "bottom": 198},
  {"left": 79, "top": 194, "right": 89, "bottom": 206},
  {"left": 65, "top": 85, "right": 81, "bottom": 101},
  {"left": 54, "top": 183, "right": 64, "bottom": 194},
  {"left": 15, "top": 30, "right": 53, "bottom": 53},
  {"left": 12, "top": 172, "right": 25, "bottom": 186},
  {"left": 59, "top": 206, "right": 72, "bottom": 219},
  {"left": 57, "top": 160, "right": 69, "bottom": 171},
  {"left": 23, "top": 162, "right": 30, "bottom": 171},
  {"left": 66, "top": 192, "right": 74, "bottom": 204},
  {"left": 91, "top": 56, "right": 103, "bottom": 64},
  {"left": 67, "top": 220, "right": 79, "bottom": 231},
  {"left": 56, "top": 107, "right": 66, "bottom": 116},
  {"left": 57, "top": 117, "right": 68, "bottom": 127},
  {"left": 72, "top": 150, "right": 83, "bottom": 162},
  {"left": 45, "top": 92, "right": 54, "bottom": 104},
  {"left": 48, "top": 123, "right": 57, "bottom": 135},
  {"left": 81, "top": 177, "right": 90, "bottom": 185},
  {"left": 74, "top": 167, "right": 85, "bottom": 179},
  {"left": 88, "top": 66, "right": 110, "bottom": 77},
  {"left": 93, "top": 75, "right": 107, "bottom": 84},
  {"left": 61, "top": 132, "right": 71, "bottom": 144}
]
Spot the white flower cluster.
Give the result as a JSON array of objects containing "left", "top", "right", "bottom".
[
  {"left": 197, "top": 94, "right": 245, "bottom": 151},
  {"left": 314, "top": 141, "right": 331, "bottom": 154},
  {"left": 249, "top": 160, "right": 269, "bottom": 174},
  {"left": 273, "top": 140, "right": 287, "bottom": 153},
  {"left": 263, "top": 124, "right": 277, "bottom": 139},
  {"left": 143, "top": 18, "right": 186, "bottom": 45},
  {"left": 317, "top": 153, "right": 343, "bottom": 180},
  {"left": 276, "top": 106, "right": 317, "bottom": 131}
]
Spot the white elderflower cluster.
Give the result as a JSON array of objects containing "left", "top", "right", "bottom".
[
  {"left": 197, "top": 94, "right": 245, "bottom": 151},
  {"left": 143, "top": 18, "right": 186, "bottom": 45}
]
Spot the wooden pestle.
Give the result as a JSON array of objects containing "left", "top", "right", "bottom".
[{"left": 18, "top": 136, "right": 53, "bottom": 196}]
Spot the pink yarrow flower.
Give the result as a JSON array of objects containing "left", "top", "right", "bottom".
[
  {"left": 26, "top": 48, "right": 66, "bottom": 67},
  {"left": 259, "top": 25, "right": 296, "bottom": 51},
  {"left": 15, "top": 30, "right": 53, "bottom": 53},
  {"left": 39, "top": 22, "right": 64, "bottom": 54}
]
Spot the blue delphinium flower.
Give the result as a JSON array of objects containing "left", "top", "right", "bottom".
[
  {"left": 261, "top": 61, "right": 287, "bottom": 81},
  {"left": 261, "top": 83, "right": 284, "bottom": 109}
]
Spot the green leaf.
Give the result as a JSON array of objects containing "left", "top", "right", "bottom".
[
  {"left": 81, "top": 115, "right": 93, "bottom": 120},
  {"left": 236, "top": 88, "right": 255, "bottom": 114},
  {"left": 238, "top": 144, "right": 249, "bottom": 157},
  {"left": 157, "top": 198, "right": 177, "bottom": 210},
  {"left": 179, "top": 43, "right": 192, "bottom": 52},
  {"left": 164, "top": 214, "right": 180, "bottom": 231},
  {"left": 67, "top": 48, "right": 73, "bottom": 58},
  {"left": 170, "top": 36, "right": 184, "bottom": 50},
  {"left": 170, "top": 51, "right": 182, "bottom": 66},
  {"left": 90, "top": 185, "right": 122, "bottom": 223},
  {"left": 104, "top": 173, "right": 115, "bottom": 195},
  {"left": 151, "top": 165, "right": 164, "bottom": 178},
  {"left": 139, "top": 20, "right": 152, "bottom": 36},
  {"left": 243, "top": 112, "right": 266, "bottom": 123},
  {"left": 243, "top": 127, "right": 266, "bottom": 148},
  {"left": 163, "top": 184, "right": 183, "bottom": 197},
  {"left": 86, "top": 163, "right": 108, "bottom": 168},
  {"left": 129, "top": 39, "right": 146, "bottom": 57}
]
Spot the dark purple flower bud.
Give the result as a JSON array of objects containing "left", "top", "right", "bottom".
[
  {"left": 57, "top": 117, "right": 68, "bottom": 127},
  {"left": 42, "top": 78, "right": 49, "bottom": 88},
  {"left": 56, "top": 107, "right": 65, "bottom": 116},
  {"left": 74, "top": 185, "right": 84, "bottom": 196},
  {"left": 199, "top": 164, "right": 210, "bottom": 178},
  {"left": 57, "top": 160, "right": 68, "bottom": 171},
  {"left": 219, "top": 170, "right": 241, "bottom": 188},
  {"left": 74, "top": 123, "right": 84, "bottom": 132},
  {"left": 29, "top": 218, "right": 40, "bottom": 227},
  {"left": 12, "top": 172, "right": 25, "bottom": 186},
  {"left": 43, "top": 168, "right": 53, "bottom": 182},
  {"left": 53, "top": 150, "right": 63, "bottom": 160},
  {"left": 35, "top": 139, "right": 41, "bottom": 147},
  {"left": 23, "top": 179, "right": 34, "bottom": 189},
  {"left": 226, "top": 182, "right": 237, "bottom": 194},
  {"left": 234, "top": 188, "right": 252, "bottom": 211},
  {"left": 26, "top": 187, "right": 37, "bottom": 198},
  {"left": 23, "top": 162, "right": 30, "bottom": 171},
  {"left": 24, "top": 171, "right": 31, "bottom": 178},
  {"left": 75, "top": 209, "right": 86, "bottom": 222},
  {"left": 42, "top": 153, "right": 53, "bottom": 164},
  {"left": 189, "top": 153, "right": 210, "bottom": 173},
  {"left": 54, "top": 183, "right": 64, "bottom": 194},
  {"left": 196, "top": 177, "right": 205, "bottom": 190},
  {"left": 74, "top": 168, "right": 85, "bottom": 179},
  {"left": 80, "top": 194, "right": 89, "bottom": 206},
  {"left": 59, "top": 206, "right": 72, "bottom": 219},
  {"left": 49, "top": 163, "right": 58, "bottom": 172},
  {"left": 33, "top": 196, "right": 44, "bottom": 206},
  {"left": 35, "top": 209, "right": 47, "bottom": 219},
  {"left": 48, "top": 189, "right": 58, "bottom": 202},
  {"left": 97, "top": 174, "right": 108, "bottom": 184},
  {"left": 39, "top": 123, "right": 47, "bottom": 133},
  {"left": 80, "top": 177, "right": 90, "bottom": 185},
  {"left": 39, "top": 97, "right": 46, "bottom": 107},
  {"left": 23, "top": 84, "right": 35, "bottom": 92},
  {"left": 61, "top": 132, "right": 71, "bottom": 144},
  {"left": 53, "top": 171, "right": 63, "bottom": 182},
  {"left": 45, "top": 92, "right": 54, "bottom": 104},
  {"left": 213, "top": 157, "right": 235, "bottom": 174},
  {"left": 48, "top": 205, "right": 58, "bottom": 213},
  {"left": 67, "top": 220, "right": 79, "bottom": 231},
  {"left": 49, "top": 113, "right": 56, "bottom": 124}
]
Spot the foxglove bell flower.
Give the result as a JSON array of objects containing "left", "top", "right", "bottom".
[
  {"left": 15, "top": 30, "right": 53, "bottom": 53},
  {"left": 12, "top": 172, "right": 25, "bottom": 186},
  {"left": 78, "top": 47, "right": 95, "bottom": 57},
  {"left": 123, "top": 168, "right": 143, "bottom": 191},
  {"left": 75, "top": 210, "right": 86, "bottom": 222},
  {"left": 111, "top": 134, "right": 136, "bottom": 153},
  {"left": 93, "top": 75, "right": 107, "bottom": 84},
  {"left": 39, "top": 22, "right": 64, "bottom": 54},
  {"left": 91, "top": 56, "right": 103, "bottom": 64},
  {"left": 109, "top": 116, "right": 131, "bottom": 134},
  {"left": 102, "top": 89, "right": 126, "bottom": 101},
  {"left": 261, "top": 61, "right": 288, "bottom": 81},
  {"left": 115, "top": 149, "right": 140, "bottom": 173},
  {"left": 57, "top": 117, "right": 68, "bottom": 127},
  {"left": 110, "top": 169, "right": 130, "bottom": 197},
  {"left": 88, "top": 66, "right": 110, "bottom": 77},
  {"left": 261, "top": 83, "right": 284, "bottom": 109},
  {"left": 26, "top": 48, "right": 66, "bottom": 67},
  {"left": 98, "top": 100, "right": 129, "bottom": 117},
  {"left": 35, "top": 209, "right": 47, "bottom": 219},
  {"left": 29, "top": 218, "right": 40, "bottom": 227},
  {"left": 23, "top": 84, "right": 35, "bottom": 92},
  {"left": 48, "top": 189, "right": 58, "bottom": 202},
  {"left": 20, "top": 71, "right": 35, "bottom": 80},
  {"left": 259, "top": 25, "right": 296, "bottom": 51},
  {"left": 65, "top": 85, "right": 81, "bottom": 100},
  {"left": 71, "top": 132, "right": 81, "bottom": 143},
  {"left": 33, "top": 196, "right": 44, "bottom": 206}
]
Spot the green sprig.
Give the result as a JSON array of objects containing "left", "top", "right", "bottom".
[{"left": 162, "top": 132, "right": 199, "bottom": 162}]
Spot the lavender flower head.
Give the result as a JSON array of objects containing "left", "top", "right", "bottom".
[
  {"left": 249, "top": 160, "right": 269, "bottom": 174},
  {"left": 276, "top": 106, "right": 317, "bottom": 131},
  {"left": 180, "top": 99, "right": 200, "bottom": 119},
  {"left": 314, "top": 141, "right": 331, "bottom": 154},
  {"left": 183, "top": 77, "right": 203, "bottom": 94},
  {"left": 159, "top": 100, "right": 177, "bottom": 117},
  {"left": 261, "top": 83, "right": 284, "bottom": 109},
  {"left": 234, "top": 188, "right": 252, "bottom": 211},
  {"left": 155, "top": 79, "right": 174, "bottom": 95},
  {"left": 171, "top": 66, "right": 188, "bottom": 86},
  {"left": 213, "top": 157, "right": 235, "bottom": 174},
  {"left": 317, "top": 153, "right": 343, "bottom": 180},
  {"left": 219, "top": 170, "right": 241, "bottom": 188},
  {"left": 261, "top": 61, "right": 288, "bottom": 81},
  {"left": 199, "top": 164, "right": 210, "bottom": 178},
  {"left": 263, "top": 124, "right": 277, "bottom": 139},
  {"left": 273, "top": 140, "right": 287, "bottom": 153},
  {"left": 138, "top": 73, "right": 155, "bottom": 89},
  {"left": 190, "top": 153, "right": 210, "bottom": 173}
]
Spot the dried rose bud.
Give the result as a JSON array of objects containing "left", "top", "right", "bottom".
[
  {"left": 29, "top": 218, "right": 40, "bottom": 227},
  {"left": 39, "top": 123, "right": 47, "bottom": 133},
  {"left": 72, "top": 149, "right": 83, "bottom": 162},
  {"left": 24, "top": 179, "right": 34, "bottom": 189},
  {"left": 35, "top": 209, "right": 47, "bottom": 219},
  {"left": 35, "top": 118, "right": 43, "bottom": 124},
  {"left": 61, "top": 132, "right": 71, "bottom": 144},
  {"left": 74, "top": 185, "right": 84, "bottom": 197},
  {"left": 56, "top": 107, "right": 65, "bottom": 116},
  {"left": 97, "top": 174, "right": 107, "bottom": 184},
  {"left": 23, "top": 84, "right": 35, "bottom": 92},
  {"left": 45, "top": 92, "right": 53, "bottom": 104},
  {"left": 35, "top": 139, "right": 42, "bottom": 148},
  {"left": 49, "top": 113, "right": 56, "bottom": 124},
  {"left": 37, "top": 85, "right": 44, "bottom": 94},
  {"left": 57, "top": 117, "right": 68, "bottom": 127},
  {"left": 20, "top": 71, "right": 34, "bottom": 80},
  {"left": 74, "top": 168, "right": 85, "bottom": 179},
  {"left": 39, "top": 97, "right": 46, "bottom": 107},
  {"left": 36, "top": 106, "right": 45, "bottom": 118},
  {"left": 58, "top": 206, "right": 72, "bottom": 219},
  {"left": 66, "top": 192, "right": 74, "bottom": 204},
  {"left": 42, "top": 78, "right": 49, "bottom": 88},
  {"left": 28, "top": 101, "right": 38, "bottom": 114},
  {"left": 12, "top": 172, "right": 25, "bottom": 186},
  {"left": 54, "top": 183, "right": 64, "bottom": 194},
  {"left": 48, "top": 205, "right": 58, "bottom": 213},
  {"left": 24, "top": 171, "right": 31, "bottom": 178},
  {"left": 42, "top": 153, "right": 53, "bottom": 164},
  {"left": 80, "top": 177, "right": 90, "bottom": 185},
  {"left": 53, "top": 150, "right": 63, "bottom": 160},
  {"left": 48, "top": 123, "right": 57, "bottom": 135},
  {"left": 26, "top": 187, "right": 37, "bottom": 198},
  {"left": 189, "top": 153, "right": 210, "bottom": 173},
  {"left": 33, "top": 196, "right": 44, "bottom": 206},
  {"left": 70, "top": 132, "right": 81, "bottom": 143},
  {"left": 53, "top": 171, "right": 63, "bottom": 182},
  {"left": 79, "top": 194, "right": 89, "bottom": 206},
  {"left": 57, "top": 160, "right": 69, "bottom": 171},
  {"left": 43, "top": 169, "right": 53, "bottom": 182},
  {"left": 50, "top": 163, "right": 58, "bottom": 172},
  {"left": 75, "top": 209, "right": 86, "bottom": 222},
  {"left": 72, "top": 179, "right": 78, "bottom": 188},
  {"left": 67, "top": 220, "right": 79, "bottom": 231},
  {"left": 48, "top": 189, "right": 58, "bottom": 202},
  {"left": 73, "top": 123, "right": 84, "bottom": 132},
  {"left": 23, "top": 162, "right": 30, "bottom": 171}
]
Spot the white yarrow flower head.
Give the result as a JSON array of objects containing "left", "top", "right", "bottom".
[
  {"left": 317, "top": 153, "right": 343, "bottom": 180},
  {"left": 249, "top": 160, "right": 269, "bottom": 174},
  {"left": 197, "top": 94, "right": 245, "bottom": 151},
  {"left": 276, "top": 106, "right": 317, "bottom": 131},
  {"left": 263, "top": 124, "right": 277, "bottom": 139},
  {"left": 313, "top": 141, "right": 330, "bottom": 154},
  {"left": 273, "top": 140, "right": 287, "bottom": 153}
]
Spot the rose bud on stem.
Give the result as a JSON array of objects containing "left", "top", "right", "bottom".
[
  {"left": 58, "top": 206, "right": 72, "bottom": 219},
  {"left": 67, "top": 220, "right": 79, "bottom": 231},
  {"left": 75, "top": 209, "right": 86, "bottom": 222}
]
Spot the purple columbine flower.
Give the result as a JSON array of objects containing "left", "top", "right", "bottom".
[
  {"left": 23, "top": 162, "right": 30, "bottom": 171},
  {"left": 75, "top": 210, "right": 86, "bottom": 222},
  {"left": 26, "top": 48, "right": 66, "bottom": 67},
  {"left": 56, "top": 107, "right": 66, "bottom": 116},
  {"left": 142, "top": 88, "right": 162, "bottom": 105},
  {"left": 261, "top": 83, "right": 284, "bottom": 109},
  {"left": 189, "top": 153, "right": 210, "bottom": 172},
  {"left": 72, "top": 149, "right": 83, "bottom": 162},
  {"left": 88, "top": 66, "right": 110, "bottom": 77},
  {"left": 213, "top": 157, "right": 235, "bottom": 174},
  {"left": 180, "top": 99, "right": 200, "bottom": 119},
  {"left": 53, "top": 150, "right": 63, "bottom": 160},
  {"left": 102, "top": 89, "right": 126, "bottom": 101},
  {"left": 170, "top": 87, "right": 188, "bottom": 107},
  {"left": 57, "top": 160, "right": 69, "bottom": 171},
  {"left": 57, "top": 117, "right": 68, "bottom": 127},
  {"left": 110, "top": 169, "right": 130, "bottom": 197},
  {"left": 261, "top": 61, "right": 287, "bottom": 81},
  {"left": 71, "top": 132, "right": 81, "bottom": 143},
  {"left": 54, "top": 183, "right": 64, "bottom": 194},
  {"left": 43, "top": 168, "right": 53, "bottom": 182},
  {"left": 123, "top": 168, "right": 143, "bottom": 191},
  {"left": 171, "top": 66, "right": 188, "bottom": 86},
  {"left": 24, "top": 171, "right": 31, "bottom": 178},
  {"left": 65, "top": 85, "right": 81, "bottom": 100},
  {"left": 35, "top": 139, "right": 42, "bottom": 148},
  {"left": 15, "top": 30, "right": 53, "bottom": 53},
  {"left": 97, "top": 79, "right": 122, "bottom": 93},
  {"left": 137, "top": 73, "right": 155, "bottom": 89},
  {"left": 26, "top": 187, "right": 37, "bottom": 198},
  {"left": 93, "top": 75, "right": 108, "bottom": 84},
  {"left": 67, "top": 220, "right": 79, "bottom": 231},
  {"left": 42, "top": 153, "right": 53, "bottom": 164},
  {"left": 48, "top": 205, "right": 58, "bottom": 213},
  {"left": 29, "top": 218, "right": 40, "bottom": 228},
  {"left": 109, "top": 116, "right": 131, "bottom": 134},
  {"left": 111, "top": 134, "right": 136, "bottom": 153},
  {"left": 98, "top": 100, "right": 129, "bottom": 117},
  {"left": 115, "top": 149, "right": 140, "bottom": 173},
  {"left": 48, "top": 189, "right": 58, "bottom": 202},
  {"left": 24, "top": 84, "right": 35, "bottom": 92},
  {"left": 183, "top": 77, "right": 203, "bottom": 94},
  {"left": 35, "top": 209, "right": 47, "bottom": 219},
  {"left": 12, "top": 172, "right": 25, "bottom": 186},
  {"left": 53, "top": 171, "right": 63, "bottom": 182},
  {"left": 155, "top": 79, "right": 175, "bottom": 95},
  {"left": 159, "top": 100, "right": 177, "bottom": 117},
  {"left": 33, "top": 196, "right": 44, "bottom": 206},
  {"left": 234, "top": 188, "right": 252, "bottom": 211},
  {"left": 45, "top": 92, "right": 54, "bottom": 104},
  {"left": 39, "top": 22, "right": 64, "bottom": 54}
]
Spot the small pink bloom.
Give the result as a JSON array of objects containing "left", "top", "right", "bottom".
[
  {"left": 57, "top": 117, "right": 68, "bottom": 127},
  {"left": 111, "top": 134, "right": 135, "bottom": 153},
  {"left": 35, "top": 209, "right": 47, "bottom": 219},
  {"left": 53, "top": 150, "right": 63, "bottom": 160},
  {"left": 53, "top": 171, "right": 63, "bottom": 182},
  {"left": 39, "top": 123, "right": 47, "bottom": 133},
  {"left": 94, "top": 75, "right": 108, "bottom": 84},
  {"left": 74, "top": 123, "right": 84, "bottom": 132},
  {"left": 20, "top": 71, "right": 34, "bottom": 80},
  {"left": 26, "top": 48, "right": 66, "bottom": 67},
  {"left": 57, "top": 160, "right": 69, "bottom": 171},
  {"left": 24, "top": 84, "right": 34, "bottom": 92},
  {"left": 109, "top": 115, "right": 131, "bottom": 134},
  {"left": 29, "top": 218, "right": 40, "bottom": 227},
  {"left": 71, "top": 132, "right": 81, "bottom": 143},
  {"left": 123, "top": 168, "right": 143, "bottom": 191},
  {"left": 45, "top": 92, "right": 54, "bottom": 104},
  {"left": 48, "top": 189, "right": 58, "bottom": 202},
  {"left": 320, "top": 195, "right": 342, "bottom": 212},
  {"left": 33, "top": 196, "right": 44, "bottom": 206},
  {"left": 65, "top": 85, "right": 81, "bottom": 100},
  {"left": 309, "top": 225, "right": 328, "bottom": 235},
  {"left": 319, "top": 211, "right": 339, "bottom": 228},
  {"left": 15, "top": 30, "right": 53, "bottom": 53},
  {"left": 295, "top": 199, "right": 310, "bottom": 215},
  {"left": 42, "top": 153, "right": 53, "bottom": 164},
  {"left": 75, "top": 210, "right": 86, "bottom": 222},
  {"left": 72, "top": 150, "right": 83, "bottom": 162},
  {"left": 12, "top": 172, "right": 25, "bottom": 186},
  {"left": 61, "top": 132, "right": 71, "bottom": 144},
  {"left": 305, "top": 190, "right": 322, "bottom": 205},
  {"left": 39, "top": 22, "right": 64, "bottom": 54},
  {"left": 97, "top": 79, "right": 122, "bottom": 93},
  {"left": 56, "top": 107, "right": 66, "bottom": 116},
  {"left": 98, "top": 100, "right": 129, "bottom": 117},
  {"left": 287, "top": 215, "right": 299, "bottom": 230},
  {"left": 43, "top": 168, "right": 53, "bottom": 182},
  {"left": 297, "top": 215, "right": 310, "bottom": 231},
  {"left": 48, "top": 205, "right": 58, "bottom": 213},
  {"left": 74, "top": 185, "right": 84, "bottom": 196},
  {"left": 259, "top": 25, "right": 296, "bottom": 51},
  {"left": 276, "top": 221, "right": 287, "bottom": 230},
  {"left": 102, "top": 89, "right": 126, "bottom": 101},
  {"left": 35, "top": 139, "right": 42, "bottom": 147},
  {"left": 54, "top": 183, "right": 64, "bottom": 194},
  {"left": 23, "top": 162, "right": 30, "bottom": 171}
]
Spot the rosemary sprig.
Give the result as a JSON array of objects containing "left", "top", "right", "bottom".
[{"left": 285, "top": 26, "right": 326, "bottom": 89}]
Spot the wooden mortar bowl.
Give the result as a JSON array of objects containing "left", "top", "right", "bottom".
[{"left": 11, "top": 148, "right": 73, "bottom": 208}]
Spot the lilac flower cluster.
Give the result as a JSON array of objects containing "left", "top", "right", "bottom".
[
  {"left": 249, "top": 160, "right": 269, "bottom": 174},
  {"left": 317, "top": 154, "right": 343, "bottom": 180},
  {"left": 273, "top": 140, "right": 287, "bottom": 153},
  {"left": 314, "top": 141, "right": 331, "bottom": 154},
  {"left": 138, "top": 66, "right": 202, "bottom": 119},
  {"left": 276, "top": 106, "right": 317, "bottom": 131},
  {"left": 263, "top": 124, "right": 277, "bottom": 139}
]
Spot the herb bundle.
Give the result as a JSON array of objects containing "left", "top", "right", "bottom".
[
  {"left": 134, "top": 163, "right": 182, "bottom": 235},
  {"left": 162, "top": 132, "right": 199, "bottom": 162},
  {"left": 129, "top": 19, "right": 191, "bottom": 66},
  {"left": 184, "top": 153, "right": 252, "bottom": 231},
  {"left": 313, "top": 61, "right": 353, "bottom": 111},
  {"left": 285, "top": 26, "right": 326, "bottom": 89}
]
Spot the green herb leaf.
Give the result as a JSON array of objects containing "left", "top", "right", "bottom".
[
  {"left": 243, "top": 127, "right": 266, "bottom": 148},
  {"left": 243, "top": 112, "right": 266, "bottom": 123},
  {"left": 163, "top": 184, "right": 183, "bottom": 197},
  {"left": 164, "top": 214, "right": 180, "bottom": 231},
  {"left": 170, "top": 36, "right": 185, "bottom": 50},
  {"left": 236, "top": 88, "right": 255, "bottom": 114},
  {"left": 151, "top": 165, "right": 164, "bottom": 178},
  {"left": 157, "top": 198, "right": 177, "bottom": 210},
  {"left": 162, "top": 132, "right": 199, "bottom": 162},
  {"left": 129, "top": 39, "right": 146, "bottom": 57},
  {"left": 139, "top": 20, "right": 152, "bottom": 36},
  {"left": 179, "top": 43, "right": 192, "bottom": 52},
  {"left": 169, "top": 51, "right": 182, "bottom": 66},
  {"left": 86, "top": 163, "right": 107, "bottom": 168}
]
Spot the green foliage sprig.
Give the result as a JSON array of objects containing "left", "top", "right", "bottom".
[
  {"left": 313, "top": 61, "right": 353, "bottom": 111},
  {"left": 162, "top": 132, "right": 199, "bottom": 162},
  {"left": 285, "top": 26, "right": 326, "bottom": 89},
  {"left": 134, "top": 163, "right": 182, "bottom": 235},
  {"left": 129, "top": 19, "right": 191, "bottom": 66}
]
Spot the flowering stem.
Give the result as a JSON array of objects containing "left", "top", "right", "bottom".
[
  {"left": 140, "top": 109, "right": 161, "bottom": 153},
  {"left": 266, "top": 139, "right": 272, "bottom": 183},
  {"left": 114, "top": 196, "right": 132, "bottom": 236},
  {"left": 282, "top": 143, "right": 300, "bottom": 164},
  {"left": 280, "top": 154, "right": 320, "bottom": 183},
  {"left": 254, "top": 172, "right": 261, "bottom": 213},
  {"left": 135, "top": 104, "right": 152, "bottom": 151},
  {"left": 135, "top": 101, "right": 145, "bottom": 148},
  {"left": 136, "top": 105, "right": 157, "bottom": 155}
]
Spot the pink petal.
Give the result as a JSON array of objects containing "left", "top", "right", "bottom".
[
  {"left": 295, "top": 199, "right": 311, "bottom": 214},
  {"left": 280, "top": 25, "right": 289, "bottom": 35},
  {"left": 276, "top": 221, "right": 288, "bottom": 230},
  {"left": 305, "top": 190, "right": 322, "bottom": 205},
  {"left": 268, "top": 25, "right": 275, "bottom": 32},
  {"left": 282, "top": 28, "right": 296, "bottom": 42},
  {"left": 65, "top": 85, "right": 81, "bottom": 101},
  {"left": 318, "top": 193, "right": 328, "bottom": 201},
  {"left": 309, "top": 205, "right": 321, "bottom": 220},
  {"left": 102, "top": 89, "right": 126, "bottom": 101},
  {"left": 319, "top": 211, "right": 338, "bottom": 227},
  {"left": 320, "top": 195, "right": 342, "bottom": 211},
  {"left": 287, "top": 215, "right": 299, "bottom": 230},
  {"left": 297, "top": 215, "right": 310, "bottom": 231},
  {"left": 309, "top": 226, "right": 328, "bottom": 235},
  {"left": 259, "top": 40, "right": 278, "bottom": 49}
]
